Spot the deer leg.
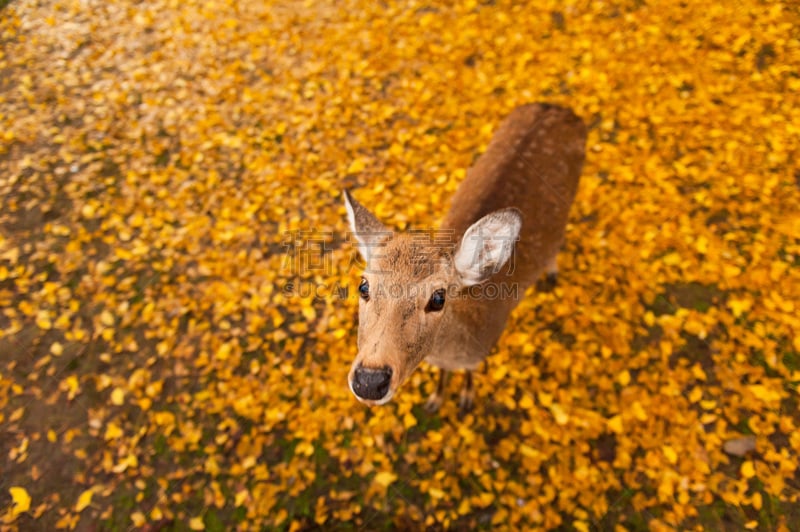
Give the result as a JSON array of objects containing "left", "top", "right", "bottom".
[
  {"left": 458, "top": 371, "right": 474, "bottom": 415},
  {"left": 538, "top": 251, "right": 559, "bottom": 291},
  {"left": 424, "top": 368, "right": 448, "bottom": 412},
  {"left": 545, "top": 248, "right": 559, "bottom": 280}
]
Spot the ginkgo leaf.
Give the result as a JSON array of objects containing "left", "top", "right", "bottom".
[
  {"left": 402, "top": 411, "right": 417, "bottom": 429},
  {"left": 347, "top": 158, "right": 366, "bottom": 174},
  {"left": 740, "top": 461, "right": 756, "bottom": 479},
  {"left": 549, "top": 403, "right": 569, "bottom": 425},
  {"left": 130, "top": 512, "right": 146, "bottom": 527},
  {"left": 374, "top": 472, "right": 397, "bottom": 488},
  {"left": 607, "top": 415, "right": 624, "bottom": 434},
  {"left": 662, "top": 446, "right": 678, "bottom": 465},
  {"left": 75, "top": 488, "right": 94, "bottom": 512},
  {"left": 9, "top": 487, "right": 31, "bottom": 517},
  {"left": 104, "top": 422, "right": 123, "bottom": 440},
  {"left": 110, "top": 388, "right": 125, "bottom": 406},
  {"left": 234, "top": 490, "right": 249, "bottom": 507}
]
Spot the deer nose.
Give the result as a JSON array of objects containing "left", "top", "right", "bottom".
[{"left": 352, "top": 366, "right": 392, "bottom": 401}]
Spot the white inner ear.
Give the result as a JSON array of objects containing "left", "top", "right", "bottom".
[
  {"left": 344, "top": 194, "right": 371, "bottom": 262},
  {"left": 344, "top": 193, "right": 359, "bottom": 239},
  {"left": 454, "top": 209, "right": 521, "bottom": 286},
  {"left": 343, "top": 190, "right": 390, "bottom": 264}
]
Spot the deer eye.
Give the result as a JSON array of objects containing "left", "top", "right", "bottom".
[
  {"left": 359, "top": 278, "right": 369, "bottom": 301},
  {"left": 425, "top": 289, "right": 446, "bottom": 312}
]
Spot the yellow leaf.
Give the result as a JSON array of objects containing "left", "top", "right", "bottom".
[
  {"left": 153, "top": 411, "right": 175, "bottom": 427},
  {"left": 64, "top": 375, "right": 80, "bottom": 400},
  {"left": 189, "top": 517, "right": 205, "bottom": 530},
  {"left": 234, "top": 490, "right": 249, "bottom": 507},
  {"left": 748, "top": 384, "right": 781, "bottom": 403},
  {"left": 688, "top": 387, "right": 703, "bottom": 403},
  {"left": 519, "top": 444, "right": 540, "bottom": 459},
  {"left": 428, "top": 487, "right": 445, "bottom": 499},
  {"left": 549, "top": 403, "right": 569, "bottom": 425},
  {"left": 9, "top": 406, "right": 24, "bottom": 422},
  {"left": 104, "top": 422, "right": 123, "bottom": 440},
  {"left": 607, "top": 415, "right": 623, "bottom": 434},
  {"left": 110, "top": 387, "right": 125, "bottom": 405},
  {"left": 751, "top": 491, "right": 762, "bottom": 510},
  {"left": 684, "top": 318, "right": 706, "bottom": 338},
  {"left": 537, "top": 391, "right": 552, "bottom": 407},
  {"left": 518, "top": 394, "right": 534, "bottom": 410},
  {"left": 9, "top": 487, "right": 31, "bottom": 517},
  {"left": 491, "top": 365, "right": 508, "bottom": 381},
  {"left": 55, "top": 514, "right": 80, "bottom": 529},
  {"left": 661, "top": 252, "right": 681, "bottom": 266},
  {"left": 216, "top": 343, "right": 232, "bottom": 361},
  {"left": 75, "top": 488, "right": 94, "bottom": 512},
  {"left": 112, "top": 453, "right": 138, "bottom": 473},
  {"left": 478, "top": 492, "right": 494, "bottom": 506},
  {"left": 131, "top": 511, "right": 146, "bottom": 526},
  {"left": 691, "top": 364, "right": 707, "bottom": 381},
  {"left": 457, "top": 498, "right": 471, "bottom": 515},
  {"left": 630, "top": 401, "right": 648, "bottom": 421},
  {"left": 347, "top": 158, "right": 366, "bottom": 173},
  {"left": 100, "top": 310, "right": 115, "bottom": 326},
  {"left": 728, "top": 297, "right": 753, "bottom": 317},
  {"left": 205, "top": 456, "right": 220, "bottom": 476},
  {"left": 700, "top": 399, "right": 717, "bottom": 410},
  {"left": 505, "top": 332, "right": 528, "bottom": 346},
  {"left": 295, "top": 441, "right": 314, "bottom": 456},
  {"left": 617, "top": 370, "right": 631, "bottom": 387},
  {"left": 403, "top": 411, "right": 417, "bottom": 429},
  {"left": 36, "top": 310, "right": 52, "bottom": 330},
  {"left": 662, "top": 445, "right": 678, "bottom": 464},
  {"left": 723, "top": 264, "right": 741, "bottom": 278},
  {"left": 373, "top": 471, "right": 397, "bottom": 488},
  {"left": 302, "top": 306, "right": 316, "bottom": 322},
  {"left": 81, "top": 203, "right": 96, "bottom": 219},
  {"left": 741, "top": 460, "right": 755, "bottom": 479},
  {"left": 694, "top": 235, "right": 709, "bottom": 254}
]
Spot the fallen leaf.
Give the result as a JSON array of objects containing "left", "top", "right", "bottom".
[
  {"left": 75, "top": 488, "right": 94, "bottom": 512},
  {"left": 9, "top": 487, "right": 31, "bottom": 517}
]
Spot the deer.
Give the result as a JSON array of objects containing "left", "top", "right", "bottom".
[{"left": 344, "top": 103, "right": 587, "bottom": 414}]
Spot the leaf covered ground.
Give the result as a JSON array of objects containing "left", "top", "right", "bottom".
[{"left": 1, "top": 0, "right": 799, "bottom": 530}]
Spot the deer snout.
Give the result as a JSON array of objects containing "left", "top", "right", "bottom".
[{"left": 351, "top": 365, "right": 393, "bottom": 402}]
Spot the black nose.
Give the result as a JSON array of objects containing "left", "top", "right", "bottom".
[{"left": 352, "top": 366, "right": 392, "bottom": 401}]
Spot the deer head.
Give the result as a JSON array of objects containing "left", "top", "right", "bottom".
[{"left": 343, "top": 190, "right": 521, "bottom": 405}]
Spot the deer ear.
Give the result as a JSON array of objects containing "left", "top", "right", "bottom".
[
  {"left": 454, "top": 208, "right": 521, "bottom": 286},
  {"left": 343, "top": 190, "right": 391, "bottom": 263}
]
